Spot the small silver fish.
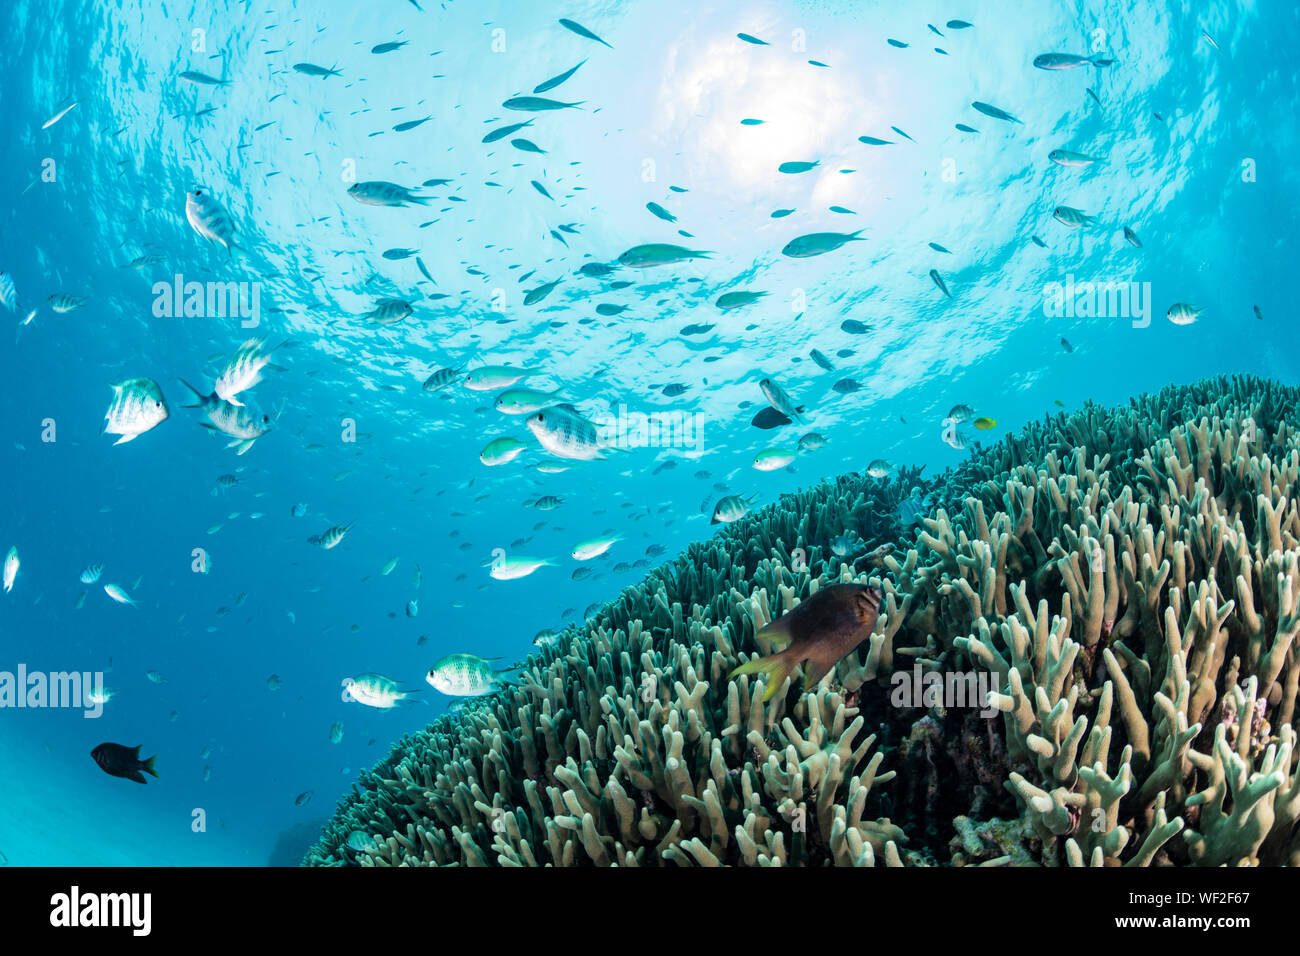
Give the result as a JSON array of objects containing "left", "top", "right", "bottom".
[
  {"left": 759, "top": 377, "right": 806, "bottom": 423},
  {"left": 425, "top": 653, "right": 513, "bottom": 696},
  {"left": 1053, "top": 205, "right": 1096, "bottom": 228},
  {"left": 103, "top": 378, "right": 169, "bottom": 445},
  {"left": 526, "top": 405, "right": 605, "bottom": 460},
  {"left": 185, "top": 187, "right": 238, "bottom": 255},
  {"left": 711, "top": 494, "right": 757, "bottom": 525},
  {"left": 214, "top": 339, "right": 274, "bottom": 406},
  {"left": 347, "top": 181, "right": 428, "bottom": 207},
  {"left": 422, "top": 367, "right": 462, "bottom": 391}
]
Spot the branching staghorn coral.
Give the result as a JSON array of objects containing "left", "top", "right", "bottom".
[{"left": 306, "top": 375, "right": 1300, "bottom": 867}]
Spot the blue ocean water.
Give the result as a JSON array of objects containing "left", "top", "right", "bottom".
[{"left": 0, "top": 0, "right": 1296, "bottom": 866}]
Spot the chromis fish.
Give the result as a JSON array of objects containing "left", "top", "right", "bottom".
[
  {"left": 465, "top": 365, "right": 540, "bottom": 391},
  {"left": 524, "top": 279, "right": 563, "bottom": 305},
  {"left": 1033, "top": 52, "right": 1106, "bottom": 70},
  {"left": 495, "top": 388, "right": 564, "bottom": 416},
  {"left": 489, "top": 555, "right": 554, "bottom": 580},
  {"left": 426, "top": 653, "right": 516, "bottom": 696},
  {"left": 781, "top": 231, "right": 864, "bottom": 258},
  {"left": 292, "top": 62, "right": 342, "bottom": 77},
  {"left": 526, "top": 405, "right": 605, "bottom": 460},
  {"left": 616, "top": 244, "right": 712, "bottom": 268},
  {"left": 753, "top": 448, "right": 797, "bottom": 471},
  {"left": 1049, "top": 149, "right": 1105, "bottom": 168},
  {"left": 645, "top": 202, "right": 676, "bottom": 222},
  {"left": 1167, "top": 303, "right": 1201, "bottom": 326},
  {"left": 501, "top": 96, "right": 584, "bottom": 111},
  {"left": 730, "top": 583, "right": 882, "bottom": 702},
  {"left": 91, "top": 743, "right": 158, "bottom": 784},
  {"left": 480, "top": 436, "right": 529, "bottom": 466},
  {"left": 572, "top": 535, "right": 620, "bottom": 560},
  {"left": 778, "top": 160, "right": 819, "bottom": 174},
  {"left": 343, "top": 673, "right": 419, "bottom": 709},
  {"left": 715, "top": 290, "right": 768, "bottom": 311}
]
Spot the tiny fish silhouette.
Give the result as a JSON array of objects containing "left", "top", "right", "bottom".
[
  {"left": 731, "top": 583, "right": 882, "bottom": 701},
  {"left": 91, "top": 743, "right": 159, "bottom": 784}
]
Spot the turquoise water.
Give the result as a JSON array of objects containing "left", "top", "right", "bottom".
[{"left": 0, "top": 0, "right": 1296, "bottom": 865}]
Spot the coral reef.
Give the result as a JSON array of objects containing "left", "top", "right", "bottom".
[{"left": 305, "top": 375, "right": 1300, "bottom": 866}]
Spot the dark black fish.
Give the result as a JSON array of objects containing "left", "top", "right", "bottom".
[
  {"left": 91, "top": 743, "right": 158, "bottom": 784},
  {"left": 1060, "top": 337, "right": 1074, "bottom": 353},
  {"left": 832, "top": 378, "right": 861, "bottom": 394},
  {"left": 751, "top": 407, "right": 792, "bottom": 429},
  {"left": 840, "top": 319, "right": 870, "bottom": 334},
  {"left": 731, "top": 584, "right": 882, "bottom": 702}
]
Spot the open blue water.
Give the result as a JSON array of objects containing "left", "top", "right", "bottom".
[{"left": 0, "top": 0, "right": 1296, "bottom": 866}]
